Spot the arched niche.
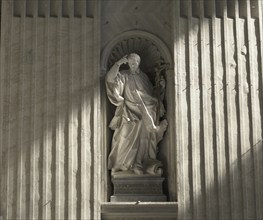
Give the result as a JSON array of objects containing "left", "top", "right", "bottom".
[{"left": 100, "top": 30, "right": 176, "bottom": 202}]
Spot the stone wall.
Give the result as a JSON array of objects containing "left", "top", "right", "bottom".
[
  {"left": 0, "top": 0, "right": 263, "bottom": 220},
  {"left": 0, "top": 1, "right": 101, "bottom": 219},
  {"left": 174, "top": 1, "right": 263, "bottom": 219}
]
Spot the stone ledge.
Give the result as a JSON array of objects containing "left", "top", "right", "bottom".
[
  {"left": 111, "top": 195, "right": 167, "bottom": 202},
  {"left": 101, "top": 202, "right": 178, "bottom": 220}
]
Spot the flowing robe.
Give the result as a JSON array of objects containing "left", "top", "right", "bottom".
[{"left": 106, "top": 64, "right": 164, "bottom": 172}]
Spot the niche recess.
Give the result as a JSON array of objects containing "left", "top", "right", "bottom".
[{"left": 100, "top": 30, "right": 176, "bottom": 202}]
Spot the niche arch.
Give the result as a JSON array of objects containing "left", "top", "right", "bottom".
[
  {"left": 100, "top": 30, "right": 176, "bottom": 202},
  {"left": 101, "top": 30, "right": 173, "bottom": 72}
]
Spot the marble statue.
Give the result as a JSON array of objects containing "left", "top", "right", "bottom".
[{"left": 105, "top": 53, "right": 168, "bottom": 176}]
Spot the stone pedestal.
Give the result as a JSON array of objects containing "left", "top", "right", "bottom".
[{"left": 110, "top": 173, "right": 167, "bottom": 202}]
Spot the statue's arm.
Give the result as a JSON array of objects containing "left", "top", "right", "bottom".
[
  {"left": 105, "top": 63, "right": 120, "bottom": 83},
  {"left": 105, "top": 56, "right": 128, "bottom": 106},
  {"left": 106, "top": 55, "right": 128, "bottom": 83}
]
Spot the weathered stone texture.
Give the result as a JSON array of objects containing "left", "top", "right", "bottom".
[
  {"left": 0, "top": 1, "right": 263, "bottom": 220},
  {"left": 175, "top": 1, "right": 263, "bottom": 220},
  {"left": 0, "top": 2, "right": 100, "bottom": 219}
]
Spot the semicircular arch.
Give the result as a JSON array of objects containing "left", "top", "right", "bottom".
[{"left": 101, "top": 30, "right": 173, "bottom": 73}]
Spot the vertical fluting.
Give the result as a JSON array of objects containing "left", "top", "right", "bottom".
[
  {"left": 256, "top": 0, "right": 263, "bottom": 217},
  {"left": 233, "top": 1, "right": 245, "bottom": 219}
]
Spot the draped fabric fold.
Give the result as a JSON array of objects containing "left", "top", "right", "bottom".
[{"left": 106, "top": 65, "right": 165, "bottom": 173}]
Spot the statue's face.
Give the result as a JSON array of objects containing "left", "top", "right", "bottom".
[{"left": 128, "top": 56, "right": 140, "bottom": 72}]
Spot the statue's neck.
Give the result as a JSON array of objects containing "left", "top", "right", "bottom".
[{"left": 130, "top": 68, "right": 140, "bottom": 75}]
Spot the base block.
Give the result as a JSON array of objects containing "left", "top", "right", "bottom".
[{"left": 110, "top": 174, "right": 167, "bottom": 202}]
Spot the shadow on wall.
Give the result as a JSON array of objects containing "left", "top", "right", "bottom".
[
  {"left": 181, "top": 140, "right": 263, "bottom": 220},
  {"left": 175, "top": 1, "right": 263, "bottom": 219},
  {"left": 0, "top": 16, "right": 99, "bottom": 220},
  {"left": 1, "top": 1, "right": 262, "bottom": 220}
]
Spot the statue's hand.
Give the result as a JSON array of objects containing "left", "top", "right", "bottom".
[
  {"left": 159, "top": 78, "right": 166, "bottom": 89},
  {"left": 160, "top": 104, "right": 166, "bottom": 117},
  {"left": 116, "top": 55, "right": 128, "bottom": 66}
]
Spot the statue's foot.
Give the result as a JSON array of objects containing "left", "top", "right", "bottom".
[
  {"left": 133, "top": 167, "right": 144, "bottom": 175},
  {"left": 156, "top": 168, "right": 163, "bottom": 176},
  {"left": 145, "top": 167, "right": 163, "bottom": 176},
  {"left": 111, "top": 168, "right": 121, "bottom": 175}
]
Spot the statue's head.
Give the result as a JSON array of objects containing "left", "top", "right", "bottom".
[{"left": 128, "top": 53, "right": 141, "bottom": 72}]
